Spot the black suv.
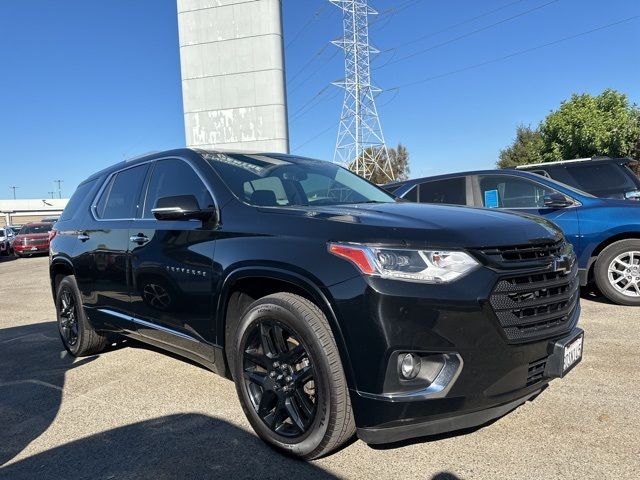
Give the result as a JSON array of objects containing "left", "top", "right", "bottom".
[{"left": 50, "top": 149, "right": 583, "bottom": 459}]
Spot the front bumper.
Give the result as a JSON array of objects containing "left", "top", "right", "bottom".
[
  {"left": 327, "top": 261, "right": 582, "bottom": 444},
  {"left": 14, "top": 244, "right": 49, "bottom": 253}
]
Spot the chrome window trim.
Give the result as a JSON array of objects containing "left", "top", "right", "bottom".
[
  {"left": 97, "top": 308, "right": 199, "bottom": 343},
  {"left": 90, "top": 155, "right": 219, "bottom": 223}
]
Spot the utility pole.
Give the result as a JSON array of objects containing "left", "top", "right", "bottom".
[
  {"left": 9, "top": 186, "right": 18, "bottom": 200},
  {"left": 54, "top": 179, "right": 63, "bottom": 199},
  {"left": 330, "top": 0, "right": 394, "bottom": 182},
  {"left": 48, "top": 191, "right": 56, "bottom": 199}
]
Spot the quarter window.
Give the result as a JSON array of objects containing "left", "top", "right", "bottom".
[
  {"left": 143, "top": 159, "right": 214, "bottom": 218},
  {"left": 95, "top": 165, "right": 148, "bottom": 219},
  {"left": 478, "top": 175, "right": 558, "bottom": 208}
]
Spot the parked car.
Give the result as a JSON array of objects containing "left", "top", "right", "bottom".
[
  {"left": 41, "top": 216, "right": 60, "bottom": 223},
  {"left": 13, "top": 222, "right": 53, "bottom": 257},
  {"left": 50, "top": 149, "right": 583, "bottom": 459},
  {"left": 513, "top": 157, "right": 640, "bottom": 200},
  {"left": 0, "top": 227, "right": 14, "bottom": 256},
  {"left": 386, "top": 169, "right": 640, "bottom": 305}
]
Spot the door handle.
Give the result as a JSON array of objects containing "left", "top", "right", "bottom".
[
  {"left": 77, "top": 234, "right": 90, "bottom": 242},
  {"left": 129, "top": 234, "right": 150, "bottom": 245}
]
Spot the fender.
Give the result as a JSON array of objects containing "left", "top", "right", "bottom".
[
  {"left": 216, "top": 265, "right": 357, "bottom": 390},
  {"left": 49, "top": 255, "right": 75, "bottom": 299}
]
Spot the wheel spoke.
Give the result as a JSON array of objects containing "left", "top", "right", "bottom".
[
  {"left": 293, "top": 388, "right": 314, "bottom": 419},
  {"left": 284, "top": 344, "right": 306, "bottom": 364},
  {"left": 285, "top": 398, "right": 306, "bottom": 432},
  {"left": 293, "top": 365, "right": 313, "bottom": 385},
  {"left": 244, "top": 349, "right": 270, "bottom": 369},
  {"left": 272, "top": 325, "right": 289, "bottom": 355},
  {"left": 260, "top": 323, "right": 277, "bottom": 357},
  {"left": 243, "top": 369, "right": 267, "bottom": 388}
]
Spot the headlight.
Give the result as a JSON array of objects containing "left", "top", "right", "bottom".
[{"left": 328, "top": 243, "right": 479, "bottom": 283}]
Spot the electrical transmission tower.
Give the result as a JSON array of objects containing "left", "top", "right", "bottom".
[{"left": 330, "top": 0, "right": 394, "bottom": 182}]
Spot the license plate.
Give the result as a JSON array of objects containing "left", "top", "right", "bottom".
[
  {"left": 31, "top": 247, "right": 38, "bottom": 251},
  {"left": 563, "top": 334, "right": 583, "bottom": 373},
  {"left": 544, "top": 329, "right": 584, "bottom": 378}
]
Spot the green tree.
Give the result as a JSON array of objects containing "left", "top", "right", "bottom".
[
  {"left": 349, "top": 143, "right": 411, "bottom": 184},
  {"left": 497, "top": 89, "right": 640, "bottom": 167},
  {"left": 497, "top": 125, "right": 544, "bottom": 168}
]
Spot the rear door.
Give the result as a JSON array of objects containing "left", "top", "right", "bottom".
[
  {"left": 128, "top": 157, "right": 218, "bottom": 361},
  {"left": 73, "top": 163, "right": 149, "bottom": 332},
  {"left": 473, "top": 174, "right": 580, "bottom": 247}
]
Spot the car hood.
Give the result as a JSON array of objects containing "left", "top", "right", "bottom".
[{"left": 269, "top": 202, "right": 564, "bottom": 247}]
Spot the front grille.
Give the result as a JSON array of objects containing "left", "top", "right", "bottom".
[
  {"left": 24, "top": 238, "right": 47, "bottom": 246},
  {"left": 527, "top": 357, "right": 547, "bottom": 386},
  {"left": 489, "top": 260, "right": 579, "bottom": 343},
  {"left": 479, "top": 239, "right": 565, "bottom": 263}
]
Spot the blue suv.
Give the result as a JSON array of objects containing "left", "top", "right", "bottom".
[{"left": 386, "top": 169, "right": 640, "bottom": 306}]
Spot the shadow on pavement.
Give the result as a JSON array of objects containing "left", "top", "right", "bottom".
[
  {"left": 0, "top": 322, "right": 338, "bottom": 479},
  {"left": 0, "top": 321, "right": 99, "bottom": 467},
  {"left": 0, "top": 413, "right": 338, "bottom": 480}
]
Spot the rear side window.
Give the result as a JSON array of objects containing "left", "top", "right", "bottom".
[
  {"left": 95, "top": 165, "right": 148, "bottom": 219},
  {"left": 60, "top": 179, "right": 97, "bottom": 221},
  {"left": 564, "top": 164, "right": 637, "bottom": 196},
  {"left": 418, "top": 178, "right": 466, "bottom": 205},
  {"left": 403, "top": 186, "right": 418, "bottom": 202},
  {"left": 143, "top": 159, "right": 214, "bottom": 218}
]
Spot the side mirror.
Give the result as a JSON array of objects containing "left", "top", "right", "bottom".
[
  {"left": 543, "top": 193, "right": 573, "bottom": 209},
  {"left": 151, "top": 195, "right": 216, "bottom": 222}
]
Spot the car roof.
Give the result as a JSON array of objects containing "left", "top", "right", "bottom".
[
  {"left": 81, "top": 148, "right": 322, "bottom": 185},
  {"left": 515, "top": 157, "right": 636, "bottom": 169}
]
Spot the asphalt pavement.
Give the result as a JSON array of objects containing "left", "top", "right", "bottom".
[{"left": 0, "top": 255, "right": 638, "bottom": 479}]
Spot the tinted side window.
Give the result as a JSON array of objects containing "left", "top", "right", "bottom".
[
  {"left": 564, "top": 164, "right": 636, "bottom": 196},
  {"left": 403, "top": 185, "right": 418, "bottom": 202},
  {"left": 96, "top": 165, "right": 148, "bottom": 219},
  {"left": 418, "top": 178, "right": 466, "bottom": 205},
  {"left": 479, "top": 175, "right": 557, "bottom": 208},
  {"left": 143, "top": 159, "right": 214, "bottom": 218},
  {"left": 60, "top": 179, "right": 97, "bottom": 221}
]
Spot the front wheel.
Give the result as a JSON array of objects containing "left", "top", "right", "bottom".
[
  {"left": 232, "top": 293, "right": 355, "bottom": 459},
  {"left": 594, "top": 239, "right": 640, "bottom": 306}
]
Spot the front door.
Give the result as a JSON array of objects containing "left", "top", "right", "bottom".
[
  {"left": 474, "top": 174, "right": 580, "bottom": 248},
  {"left": 128, "top": 158, "right": 218, "bottom": 361}
]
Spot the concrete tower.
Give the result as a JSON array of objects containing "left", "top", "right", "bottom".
[{"left": 177, "top": 0, "right": 289, "bottom": 153}]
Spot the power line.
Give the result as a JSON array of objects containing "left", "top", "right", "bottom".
[
  {"left": 385, "top": 15, "right": 639, "bottom": 91},
  {"left": 285, "top": 2, "right": 331, "bottom": 49},
  {"left": 376, "top": 0, "right": 562, "bottom": 69},
  {"left": 380, "top": 0, "right": 527, "bottom": 52},
  {"left": 292, "top": 123, "right": 336, "bottom": 152}
]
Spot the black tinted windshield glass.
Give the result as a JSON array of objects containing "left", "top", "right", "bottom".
[
  {"left": 20, "top": 224, "right": 52, "bottom": 234},
  {"left": 205, "top": 153, "right": 395, "bottom": 206}
]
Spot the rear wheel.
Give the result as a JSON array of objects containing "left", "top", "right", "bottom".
[
  {"left": 56, "top": 275, "right": 108, "bottom": 356},
  {"left": 594, "top": 239, "right": 640, "bottom": 306},
  {"left": 232, "top": 293, "right": 354, "bottom": 459}
]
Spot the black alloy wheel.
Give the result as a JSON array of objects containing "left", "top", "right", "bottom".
[
  {"left": 242, "top": 320, "right": 317, "bottom": 438},
  {"left": 58, "top": 286, "right": 79, "bottom": 347}
]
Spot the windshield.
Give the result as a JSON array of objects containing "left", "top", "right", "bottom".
[
  {"left": 20, "top": 224, "right": 52, "bottom": 235},
  {"left": 564, "top": 163, "right": 639, "bottom": 198},
  {"left": 204, "top": 153, "right": 395, "bottom": 207}
]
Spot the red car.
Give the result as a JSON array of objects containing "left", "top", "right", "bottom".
[{"left": 13, "top": 222, "right": 53, "bottom": 257}]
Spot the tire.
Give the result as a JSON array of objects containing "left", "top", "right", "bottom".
[
  {"left": 56, "top": 275, "right": 108, "bottom": 356},
  {"left": 594, "top": 239, "right": 640, "bottom": 306},
  {"left": 232, "top": 292, "right": 355, "bottom": 459}
]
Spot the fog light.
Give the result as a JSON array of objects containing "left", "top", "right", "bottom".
[{"left": 399, "top": 353, "right": 421, "bottom": 380}]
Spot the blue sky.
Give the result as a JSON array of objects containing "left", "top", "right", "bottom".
[{"left": 1, "top": 0, "right": 638, "bottom": 198}]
